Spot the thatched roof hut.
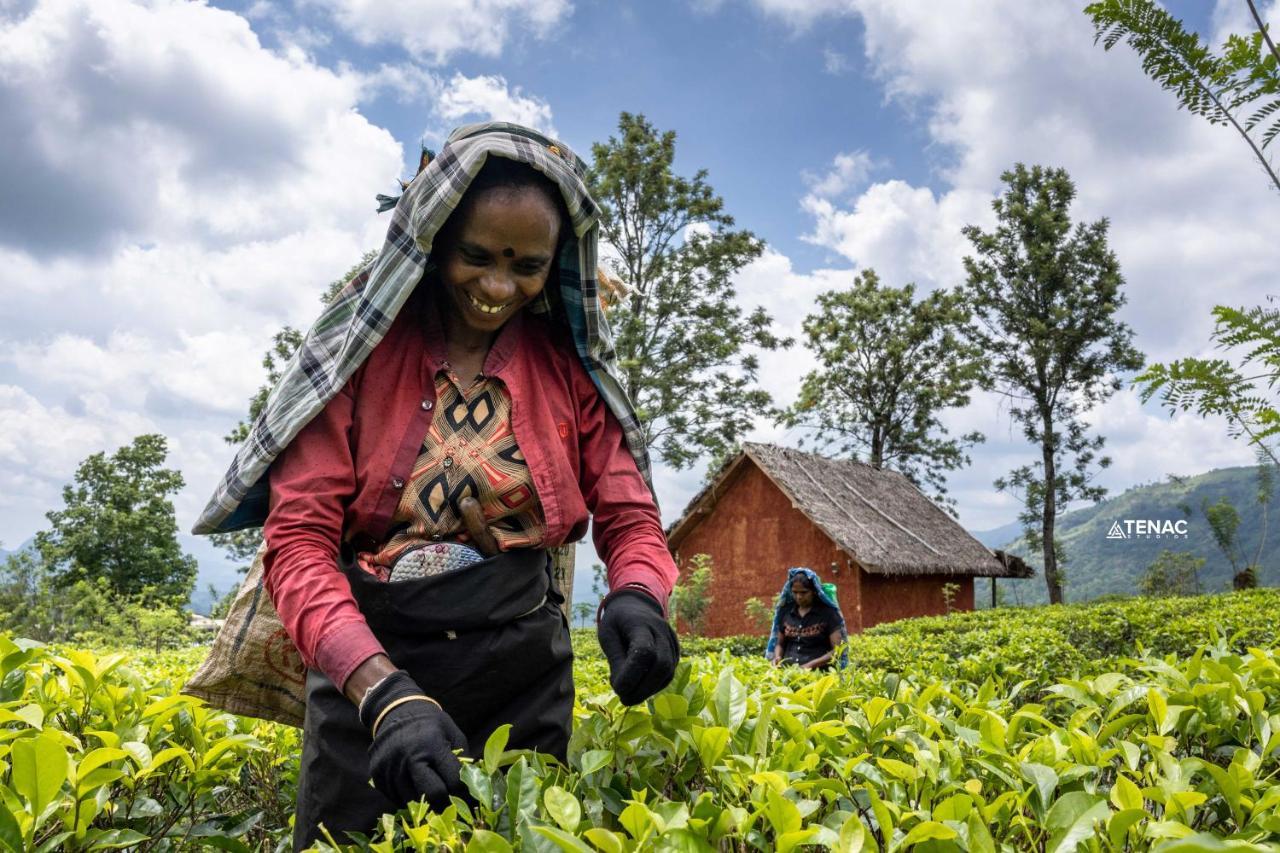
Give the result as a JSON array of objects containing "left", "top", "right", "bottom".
[{"left": 666, "top": 443, "right": 1031, "bottom": 635}]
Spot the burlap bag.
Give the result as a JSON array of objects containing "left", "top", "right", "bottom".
[{"left": 183, "top": 542, "right": 576, "bottom": 727}]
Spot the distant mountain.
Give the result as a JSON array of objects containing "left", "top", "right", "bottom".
[
  {"left": 980, "top": 464, "right": 1278, "bottom": 605},
  {"left": 0, "top": 537, "right": 35, "bottom": 561},
  {"left": 969, "top": 520, "right": 1024, "bottom": 549}
]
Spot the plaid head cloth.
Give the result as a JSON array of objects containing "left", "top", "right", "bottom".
[{"left": 192, "top": 121, "right": 654, "bottom": 536}]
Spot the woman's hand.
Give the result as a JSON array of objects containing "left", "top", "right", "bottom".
[
  {"left": 597, "top": 589, "right": 679, "bottom": 705},
  {"left": 358, "top": 670, "right": 468, "bottom": 810},
  {"left": 458, "top": 497, "right": 500, "bottom": 556}
]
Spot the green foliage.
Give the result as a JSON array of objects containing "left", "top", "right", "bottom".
[
  {"left": 77, "top": 591, "right": 195, "bottom": 654},
  {"left": 961, "top": 164, "right": 1144, "bottom": 604},
  {"left": 590, "top": 563, "right": 607, "bottom": 603},
  {"left": 322, "top": 592, "right": 1280, "bottom": 850},
  {"left": 1202, "top": 496, "right": 1246, "bottom": 574},
  {"left": 206, "top": 584, "right": 235, "bottom": 622},
  {"left": 852, "top": 589, "right": 1280, "bottom": 685},
  {"left": 780, "top": 269, "right": 985, "bottom": 516},
  {"left": 941, "top": 581, "right": 961, "bottom": 614},
  {"left": 1140, "top": 549, "right": 1205, "bottom": 597},
  {"left": 3, "top": 590, "right": 1280, "bottom": 850},
  {"left": 1086, "top": 0, "right": 1280, "bottom": 192},
  {"left": 571, "top": 602, "right": 593, "bottom": 629},
  {"left": 669, "top": 553, "right": 714, "bottom": 636},
  {"left": 588, "top": 112, "right": 791, "bottom": 469},
  {"left": 0, "top": 638, "right": 292, "bottom": 851},
  {"left": 0, "top": 553, "right": 196, "bottom": 651},
  {"left": 34, "top": 435, "right": 197, "bottom": 603},
  {"left": 743, "top": 597, "right": 773, "bottom": 634}
]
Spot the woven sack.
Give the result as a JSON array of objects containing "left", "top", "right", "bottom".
[{"left": 182, "top": 541, "right": 576, "bottom": 727}]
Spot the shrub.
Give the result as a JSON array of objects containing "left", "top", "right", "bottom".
[{"left": 669, "top": 553, "right": 714, "bottom": 635}]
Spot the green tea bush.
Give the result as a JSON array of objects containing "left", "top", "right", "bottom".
[
  {"left": 320, "top": 639, "right": 1280, "bottom": 851},
  {"left": 0, "top": 637, "right": 295, "bottom": 851},
  {"left": 0, "top": 589, "right": 1277, "bottom": 850}
]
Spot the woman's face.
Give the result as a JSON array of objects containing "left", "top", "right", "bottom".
[
  {"left": 437, "top": 187, "right": 561, "bottom": 335},
  {"left": 792, "top": 580, "right": 815, "bottom": 607}
]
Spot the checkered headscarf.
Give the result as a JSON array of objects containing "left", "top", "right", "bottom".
[{"left": 193, "top": 121, "right": 653, "bottom": 535}]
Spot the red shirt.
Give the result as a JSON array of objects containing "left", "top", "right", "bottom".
[{"left": 263, "top": 288, "right": 677, "bottom": 689}]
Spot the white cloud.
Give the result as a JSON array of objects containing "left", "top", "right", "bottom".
[
  {"left": 803, "top": 149, "right": 880, "bottom": 198},
  {"left": 307, "top": 0, "right": 572, "bottom": 64},
  {"left": 352, "top": 62, "right": 443, "bottom": 104},
  {"left": 747, "top": 0, "right": 851, "bottom": 31},
  {"left": 822, "top": 47, "right": 850, "bottom": 75},
  {"left": 801, "top": 181, "right": 990, "bottom": 291},
  {"left": 434, "top": 72, "right": 558, "bottom": 137},
  {"left": 0, "top": 0, "right": 408, "bottom": 590},
  {"left": 0, "top": 0, "right": 400, "bottom": 258},
  {"left": 0, "top": 386, "right": 155, "bottom": 506}
]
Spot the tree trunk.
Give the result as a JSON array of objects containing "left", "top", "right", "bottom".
[
  {"left": 1041, "top": 417, "right": 1063, "bottom": 604},
  {"left": 870, "top": 426, "right": 884, "bottom": 470}
]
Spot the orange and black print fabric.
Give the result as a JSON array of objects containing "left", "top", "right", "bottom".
[{"left": 360, "top": 363, "right": 546, "bottom": 576}]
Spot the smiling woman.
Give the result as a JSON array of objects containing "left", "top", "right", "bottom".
[
  {"left": 190, "top": 123, "right": 681, "bottom": 850},
  {"left": 432, "top": 158, "right": 570, "bottom": 381}
]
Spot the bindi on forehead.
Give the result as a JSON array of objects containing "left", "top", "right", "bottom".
[{"left": 502, "top": 248, "right": 515, "bottom": 258}]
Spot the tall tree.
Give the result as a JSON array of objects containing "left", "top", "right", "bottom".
[
  {"left": 1087, "top": 0, "right": 1280, "bottom": 194},
  {"left": 211, "top": 251, "right": 375, "bottom": 569},
  {"left": 960, "top": 164, "right": 1144, "bottom": 604},
  {"left": 589, "top": 113, "right": 790, "bottom": 469},
  {"left": 36, "top": 434, "right": 198, "bottom": 601},
  {"left": 779, "top": 269, "right": 986, "bottom": 515}
]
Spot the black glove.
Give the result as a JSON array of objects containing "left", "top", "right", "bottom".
[
  {"left": 597, "top": 589, "right": 680, "bottom": 705},
  {"left": 358, "top": 670, "right": 468, "bottom": 810}
]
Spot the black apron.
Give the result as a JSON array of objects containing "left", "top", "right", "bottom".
[{"left": 292, "top": 547, "right": 574, "bottom": 851}]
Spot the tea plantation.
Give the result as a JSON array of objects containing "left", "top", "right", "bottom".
[{"left": 0, "top": 590, "right": 1277, "bottom": 851}]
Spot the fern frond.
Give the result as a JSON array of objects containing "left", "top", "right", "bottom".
[
  {"left": 1086, "top": 0, "right": 1280, "bottom": 191},
  {"left": 1264, "top": 121, "right": 1280, "bottom": 150},
  {"left": 1247, "top": 98, "right": 1280, "bottom": 129},
  {"left": 1213, "top": 305, "right": 1280, "bottom": 376}
]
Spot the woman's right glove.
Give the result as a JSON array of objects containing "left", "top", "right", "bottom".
[{"left": 357, "top": 670, "right": 468, "bottom": 810}]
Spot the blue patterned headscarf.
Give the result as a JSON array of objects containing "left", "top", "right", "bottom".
[{"left": 764, "top": 567, "right": 848, "bottom": 668}]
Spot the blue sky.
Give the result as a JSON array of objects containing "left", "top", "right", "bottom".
[{"left": 1, "top": 0, "right": 1276, "bottom": 606}]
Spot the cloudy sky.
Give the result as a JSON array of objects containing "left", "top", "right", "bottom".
[{"left": 2, "top": 0, "right": 1277, "bottom": 603}]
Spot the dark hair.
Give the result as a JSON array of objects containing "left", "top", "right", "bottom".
[
  {"left": 790, "top": 577, "right": 815, "bottom": 592},
  {"left": 441, "top": 156, "right": 572, "bottom": 251}
]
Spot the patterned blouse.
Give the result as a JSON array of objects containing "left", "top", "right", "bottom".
[{"left": 358, "top": 362, "right": 546, "bottom": 578}]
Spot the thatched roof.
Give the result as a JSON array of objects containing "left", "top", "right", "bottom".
[{"left": 667, "top": 443, "right": 1034, "bottom": 579}]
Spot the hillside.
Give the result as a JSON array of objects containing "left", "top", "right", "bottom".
[{"left": 978, "top": 464, "right": 1279, "bottom": 605}]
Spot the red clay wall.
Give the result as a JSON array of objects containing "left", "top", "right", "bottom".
[
  {"left": 671, "top": 463, "right": 863, "bottom": 637},
  {"left": 858, "top": 572, "right": 974, "bottom": 629},
  {"left": 670, "top": 461, "right": 976, "bottom": 637}
]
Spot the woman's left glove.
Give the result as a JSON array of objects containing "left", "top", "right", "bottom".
[
  {"left": 358, "top": 670, "right": 468, "bottom": 810},
  {"left": 597, "top": 589, "right": 679, "bottom": 705}
]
